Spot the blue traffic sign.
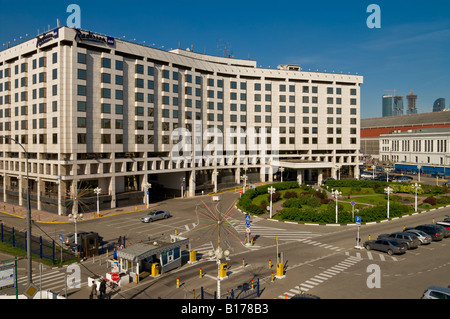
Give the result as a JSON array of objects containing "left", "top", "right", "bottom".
[
  {"left": 245, "top": 222, "right": 251, "bottom": 228},
  {"left": 245, "top": 214, "right": 251, "bottom": 222},
  {"left": 59, "top": 234, "right": 63, "bottom": 241},
  {"left": 355, "top": 216, "right": 361, "bottom": 225},
  {"left": 351, "top": 200, "right": 356, "bottom": 206}
]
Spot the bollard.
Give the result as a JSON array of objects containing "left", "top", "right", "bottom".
[
  {"left": 175, "top": 228, "right": 177, "bottom": 235},
  {"left": 251, "top": 279, "right": 254, "bottom": 290},
  {"left": 199, "top": 268, "right": 202, "bottom": 278},
  {"left": 269, "top": 259, "right": 272, "bottom": 268},
  {"left": 299, "top": 285, "right": 301, "bottom": 295},
  {"left": 285, "top": 294, "right": 288, "bottom": 299},
  {"left": 271, "top": 272, "right": 274, "bottom": 282},
  {"left": 433, "top": 218, "right": 435, "bottom": 224},
  {"left": 193, "top": 289, "right": 195, "bottom": 299},
  {"left": 251, "top": 237, "right": 254, "bottom": 246},
  {"left": 106, "top": 249, "right": 109, "bottom": 257},
  {"left": 242, "top": 258, "right": 245, "bottom": 267},
  {"left": 177, "top": 277, "right": 180, "bottom": 288},
  {"left": 369, "top": 234, "right": 371, "bottom": 240}
]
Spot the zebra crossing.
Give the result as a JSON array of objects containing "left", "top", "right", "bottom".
[
  {"left": 277, "top": 255, "right": 362, "bottom": 299},
  {"left": 16, "top": 267, "right": 86, "bottom": 294},
  {"left": 230, "top": 219, "right": 323, "bottom": 242}
]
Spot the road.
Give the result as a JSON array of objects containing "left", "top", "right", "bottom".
[{"left": 1, "top": 190, "right": 450, "bottom": 300}]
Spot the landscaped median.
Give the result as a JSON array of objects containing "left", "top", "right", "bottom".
[{"left": 237, "top": 180, "right": 450, "bottom": 225}]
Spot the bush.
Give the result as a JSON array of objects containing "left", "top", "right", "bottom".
[
  {"left": 423, "top": 197, "right": 437, "bottom": 206},
  {"left": 283, "top": 191, "right": 298, "bottom": 199},
  {"left": 282, "top": 198, "right": 302, "bottom": 209},
  {"left": 268, "top": 191, "right": 281, "bottom": 203}
]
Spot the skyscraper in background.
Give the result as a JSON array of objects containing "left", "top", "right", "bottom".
[
  {"left": 433, "top": 98, "right": 446, "bottom": 112},
  {"left": 382, "top": 94, "right": 393, "bottom": 117},
  {"left": 406, "top": 91, "right": 418, "bottom": 114},
  {"left": 393, "top": 95, "right": 404, "bottom": 116}
]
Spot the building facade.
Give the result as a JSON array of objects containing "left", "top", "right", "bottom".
[
  {"left": 379, "top": 128, "right": 450, "bottom": 167},
  {"left": 0, "top": 27, "right": 363, "bottom": 215}
]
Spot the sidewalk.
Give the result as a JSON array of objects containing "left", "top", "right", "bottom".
[{"left": 0, "top": 200, "right": 155, "bottom": 224}]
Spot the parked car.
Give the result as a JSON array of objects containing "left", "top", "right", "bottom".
[
  {"left": 407, "top": 225, "right": 444, "bottom": 241},
  {"left": 141, "top": 210, "right": 171, "bottom": 223},
  {"left": 403, "top": 229, "right": 431, "bottom": 245},
  {"left": 377, "top": 232, "right": 420, "bottom": 249},
  {"left": 393, "top": 175, "right": 413, "bottom": 183},
  {"left": 65, "top": 231, "right": 103, "bottom": 245},
  {"left": 421, "top": 286, "right": 450, "bottom": 299},
  {"left": 434, "top": 224, "right": 450, "bottom": 238},
  {"left": 436, "top": 221, "right": 450, "bottom": 230},
  {"left": 363, "top": 239, "right": 406, "bottom": 255},
  {"left": 442, "top": 218, "right": 450, "bottom": 223},
  {"left": 360, "top": 171, "right": 374, "bottom": 179}
]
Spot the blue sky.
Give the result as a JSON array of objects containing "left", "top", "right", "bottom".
[{"left": 1, "top": 0, "right": 449, "bottom": 119}]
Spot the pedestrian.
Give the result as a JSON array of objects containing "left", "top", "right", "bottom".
[
  {"left": 99, "top": 279, "right": 107, "bottom": 299},
  {"left": 118, "top": 236, "right": 122, "bottom": 247},
  {"left": 90, "top": 281, "right": 97, "bottom": 299},
  {"left": 113, "top": 247, "right": 117, "bottom": 260}
]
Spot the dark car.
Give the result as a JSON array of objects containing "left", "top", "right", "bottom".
[
  {"left": 363, "top": 239, "right": 406, "bottom": 255},
  {"left": 434, "top": 223, "right": 450, "bottom": 238},
  {"left": 436, "top": 221, "right": 450, "bottom": 231},
  {"left": 407, "top": 225, "right": 444, "bottom": 241},
  {"left": 377, "top": 232, "right": 420, "bottom": 249}
]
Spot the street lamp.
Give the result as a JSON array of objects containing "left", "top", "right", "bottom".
[
  {"left": 332, "top": 189, "right": 342, "bottom": 223},
  {"left": 1, "top": 136, "right": 32, "bottom": 285},
  {"left": 143, "top": 182, "right": 152, "bottom": 208},
  {"left": 412, "top": 183, "right": 421, "bottom": 213},
  {"left": 280, "top": 167, "right": 285, "bottom": 182},
  {"left": 68, "top": 183, "right": 83, "bottom": 257},
  {"left": 384, "top": 186, "right": 393, "bottom": 219},
  {"left": 268, "top": 186, "right": 276, "bottom": 219},
  {"left": 93, "top": 187, "right": 101, "bottom": 218},
  {"left": 207, "top": 219, "right": 230, "bottom": 299}
]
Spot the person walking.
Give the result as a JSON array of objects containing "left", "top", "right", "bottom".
[
  {"left": 90, "top": 281, "right": 98, "bottom": 299},
  {"left": 99, "top": 279, "right": 107, "bottom": 299}
]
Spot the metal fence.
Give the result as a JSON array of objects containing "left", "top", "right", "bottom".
[{"left": 0, "top": 223, "right": 76, "bottom": 264}]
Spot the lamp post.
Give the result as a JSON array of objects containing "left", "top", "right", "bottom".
[
  {"left": 68, "top": 183, "right": 83, "bottom": 257},
  {"left": 384, "top": 186, "right": 393, "bottom": 219},
  {"left": 180, "top": 177, "right": 185, "bottom": 198},
  {"left": 412, "top": 183, "right": 421, "bottom": 213},
  {"left": 268, "top": 186, "right": 276, "bottom": 218},
  {"left": 280, "top": 167, "right": 285, "bottom": 182},
  {"left": 207, "top": 220, "right": 230, "bottom": 299},
  {"left": 1, "top": 136, "right": 32, "bottom": 285},
  {"left": 143, "top": 182, "right": 152, "bottom": 208},
  {"left": 93, "top": 187, "right": 101, "bottom": 218},
  {"left": 332, "top": 189, "right": 342, "bottom": 223},
  {"left": 417, "top": 164, "right": 421, "bottom": 182}
]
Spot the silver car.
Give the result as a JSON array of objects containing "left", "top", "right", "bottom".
[
  {"left": 403, "top": 229, "right": 432, "bottom": 245},
  {"left": 421, "top": 286, "right": 450, "bottom": 299},
  {"left": 141, "top": 210, "right": 170, "bottom": 223}
]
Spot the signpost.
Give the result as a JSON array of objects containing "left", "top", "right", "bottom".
[
  {"left": 245, "top": 214, "right": 251, "bottom": 245},
  {"left": 355, "top": 216, "right": 362, "bottom": 249}
]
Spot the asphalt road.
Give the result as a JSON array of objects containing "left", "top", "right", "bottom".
[{"left": 2, "top": 189, "right": 450, "bottom": 300}]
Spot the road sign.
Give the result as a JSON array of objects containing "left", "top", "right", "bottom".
[
  {"left": 245, "top": 214, "right": 251, "bottom": 222},
  {"left": 246, "top": 228, "right": 251, "bottom": 233},
  {"left": 355, "top": 216, "right": 361, "bottom": 225},
  {"left": 59, "top": 234, "right": 63, "bottom": 242},
  {"left": 245, "top": 222, "right": 251, "bottom": 228},
  {"left": 111, "top": 273, "right": 120, "bottom": 282},
  {"left": 351, "top": 201, "right": 356, "bottom": 206}
]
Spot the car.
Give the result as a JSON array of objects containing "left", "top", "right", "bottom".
[
  {"left": 141, "top": 210, "right": 171, "bottom": 223},
  {"left": 363, "top": 239, "right": 406, "bottom": 255},
  {"left": 442, "top": 217, "right": 450, "bottom": 223},
  {"left": 394, "top": 176, "right": 413, "bottom": 183},
  {"left": 64, "top": 231, "right": 103, "bottom": 245},
  {"left": 421, "top": 286, "right": 450, "bottom": 299},
  {"left": 434, "top": 224, "right": 450, "bottom": 238},
  {"left": 403, "top": 229, "right": 431, "bottom": 245},
  {"left": 377, "top": 232, "right": 420, "bottom": 249},
  {"left": 408, "top": 225, "right": 444, "bottom": 241},
  {"left": 360, "top": 171, "right": 374, "bottom": 179},
  {"left": 436, "top": 221, "right": 450, "bottom": 231}
]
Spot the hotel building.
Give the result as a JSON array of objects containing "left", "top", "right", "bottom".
[{"left": 0, "top": 27, "right": 363, "bottom": 215}]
